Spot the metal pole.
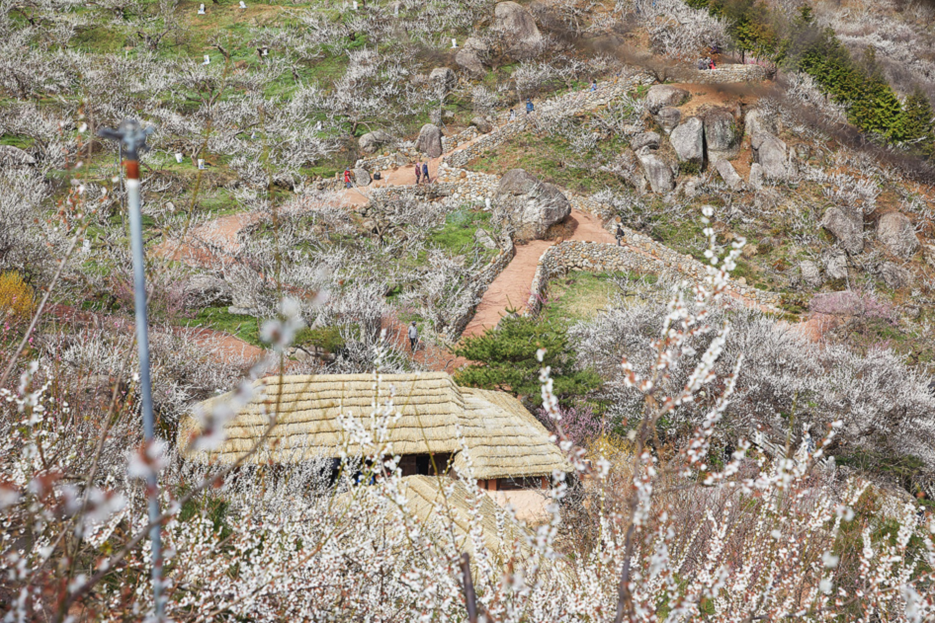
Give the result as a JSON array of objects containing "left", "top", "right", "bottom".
[{"left": 98, "top": 120, "right": 163, "bottom": 620}]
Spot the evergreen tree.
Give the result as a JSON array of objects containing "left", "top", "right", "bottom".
[
  {"left": 896, "top": 87, "right": 935, "bottom": 152},
  {"left": 453, "top": 315, "right": 601, "bottom": 407}
]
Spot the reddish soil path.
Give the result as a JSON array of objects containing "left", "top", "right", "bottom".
[
  {"left": 462, "top": 209, "right": 616, "bottom": 337},
  {"left": 177, "top": 327, "right": 266, "bottom": 366}
]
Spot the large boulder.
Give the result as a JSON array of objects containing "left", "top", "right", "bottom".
[
  {"left": 715, "top": 158, "right": 743, "bottom": 190},
  {"left": 358, "top": 130, "right": 394, "bottom": 154},
  {"left": 645, "top": 85, "right": 690, "bottom": 114},
  {"left": 799, "top": 260, "right": 823, "bottom": 288},
  {"left": 354, "top": 168, "right": 371, "bottom": 186},
  {"left": 637, "top": 153, "right": 676, "bottom": 194},
  {"left": 494, "top": 2, "right": 542, "bottom": 59},
  {"left": 182, "top": 275, "right": 233, "bottom": 309},
  {"left": 751, "top": 132, "right": 790, "bottom": 179},
  {"left": 876, "top": 212, "right": 919, "bottom": 259},
  {"left": 0, "top": 145, "right": 36, "bottom": 168},
  {"left": 670, "top": 117, "right": 704, "bottom": 165},
  {"left": 704, "top": 107, "right": 739, "bottom": 160},
  {"left": 655, "top": 107, "right": 681, "bottom": 134},
  {"left": 429, "top": 67, "right": 457, "bottom": 92},
  {"left": 471, "top": 116, "right": 494, "bottom": 134},
  {"left": 821, "top": 207, "right": 863, "bottom": 255},
  {"left": 415, "top": 123, "right": 443, "bottom": 158},
  {"left": 744, "top": 107, "right": 778, "bottom": 138},
  {"left": 495, "top": 169, "right": 571, "bottom": 239},
  {"left": 456, "top": 37, "right": 489, "bottom": 75},
  {"left": 748, "top": 163, "right": 764, "bottom": 189},
  {"left": 631, "top": 131, "right": 661, "bottom": 152}
]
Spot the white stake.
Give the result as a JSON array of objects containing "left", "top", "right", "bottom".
[
  {"left": 394, "top": 2, "right": 398, "bottom": 15},
  {"left": 202, "top": 54, "right": 210, "bottom": 65},
  {"left": 175, "top": 152, "right": 183, "bottom": 163},
  {"left": 451, "top": 38, "right": 457, "bottom": 48},
  {"left": 352, "top": 0, "right": 357, "bottom": 9},
  {"left": 485, "top": 197, "right": 491, "bottom": 211},
  {"left": 197, "top": 158, "right": 205, "bottom": 170},
  {"left": 239, "top": 1, "right": 246, "bottom": 8},
  {"left": 197, "top": 3, "right": 205, "bottom": 13}
]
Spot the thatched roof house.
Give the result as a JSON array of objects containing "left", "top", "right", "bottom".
[{"left": 179, "top": 372, "right": 570, "bottom": 489}]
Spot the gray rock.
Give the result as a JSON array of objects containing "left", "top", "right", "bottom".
[
  {"left": 821, "top": 207, "right": 863, "bottom": 255},
  {"left": 474, "top": 228, "right": 497, "bottom": 249},
  {"left": 876, "top": 212, "right": 919, "bottom": 259},
  {"left": 645, "top": 85, "right": 690, "bottom": 114},
  {"left": 471, "top": 116, "right": 493, "bottom": 134},
  {"left": 799, "top": 260, "right": 822, "bottom": 288},
  {"left": 429, "top": 67, "right": 457, "bottom": 92},
  {"left": 183, "top": 275, "right": 233, "bottom": 309},
  {"left": 456, "top": 37, "right": 489, "bottom": 74},
  {"left": 715, "top": 158, "right": 743, "bottom": 190},
  {"left": 678, "top": 176, "right": 701, "bottom": 198},
  {"left": 494, "top": 1, "right": 542, "bottom": 59},
  {"left": 823, "top": 251, "right": 848, "bottom": 280},
  {"left": 637, "top": 153, "right": 675, "bottom": 194},
  {"left": 655, "top": 107, "right": 681, "bottom": 134},
  {"left": 358, "top": 130, "right": 394, "bottom": 154},
  {"left": 670, "top": 117, "right": 704, "bottom": 164},
  {"left": 354, "top": 168, "right": 371, "bottom": 186},
  {"left": 880, "top": 261, "right": 909, "bottom": 289},
  {"left": 744, "top": 108, "right": 778, "bottom": 138},
  {"left": 415, "top": 123, "right": 443, "bottom": 158},
  {"left": 0, "top": 145, "right": 36, "bottom": 168},
  {"left": 749, "top": 163, "right": 764, "bottom": 189},
  {"left": 631, "top": 131, "right": 661, "bottom": 151},
  {"left": 704, "top": 107, "right": 739, "bottom": 160},
  {"left": 496, "top": 168, "right": 571, "bottom": 239},
  {"left": 751, "top": 132, "right": 789, "bottom": 179}
]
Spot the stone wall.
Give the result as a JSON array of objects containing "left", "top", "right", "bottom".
[
  {"left": 524, "top": 236, "right": 783, "bottom": 317},
  {"left": 671, "top": 64, "right": 771, "bottom": 84},
  {"left": 445, "top": 235, "right": 516, "bottom": 341}
]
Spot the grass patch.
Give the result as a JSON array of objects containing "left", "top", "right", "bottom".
[
  {"left": 540, "top": 271, "right": 654, "bottom": 326},
  {"left": 428, "top": 208, "right": 497, "bottom": 261},
  {"left": 187, "top": 306, "right": 261, "bottom": 346}
]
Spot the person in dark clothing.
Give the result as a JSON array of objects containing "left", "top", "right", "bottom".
[
  {"left": 615, "top": 222, "right": 625, "bottom": 246},
  {"left": 408, "top": 321, "right": 419, "bottom": 352},
  {"left": 526, "top": 98, "right": 534, "bottom": 114},
  {"left": 414, "top": 162, "right": 421, "bottom": 184},
  {"left": 509, "top": 108, "right": 516, "bottom": 121},
  {"left": 422, "top": 162, "right": 429, "bottom": 183}
]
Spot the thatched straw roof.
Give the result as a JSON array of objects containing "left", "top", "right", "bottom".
[{"left": 179, "top": 372, "right": 570, "bottom": 480}]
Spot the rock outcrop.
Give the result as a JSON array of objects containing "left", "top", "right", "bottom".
[
  {"left": 354, "top": 168, "right": 371, "bottom": 186},
  {"left": 823, "top": 250, "right": 848, "bottom": 280},
  {"left": 645, "top": 85, "right": 690, "bottom": 114},
  {"left": 655, "top": 107, "right": 681, "bottom": 134},
  {"left": 799, "top": 260, "right": 823, "bottom": 288},
  {"left": 670, "top": 117, "right": 704, "bottom": 165},
  {"left": 876, "top": 212, "right": 919, "bottom": 259},
  {"left": 358, "top": 130, "right": 395, "bottom": 154},
  {"left": 183, "top": 275, "right": 233, "bottom": 309},
  {"left": 429, "top": 67, "right": 457, "bottom": 92},
  {"left": 631, "top": 131, "right": 661, "bottom": 151},
  {"left": 715, "top": 158, "right": 743, "bottom": 190},
  {"left": 471, "top": 116, "right": 493, "bottom": 134},
  {"left": 495, "top": 168, "right": 570, "bottom": 239},
  {"left": 637, "top": 153, "right": 675, "bottom": 194},
  {"left": 821, "top": 207, "right": 863, "bottom": 255},
  {"left": 744, "top": 107, "right": 778, "bottom": 138},
  {"left": 0, "top": 145, "right": 36, "bottom": 168},
  {"left": 456, "top": 37, "right": 490, "bottom": 74},
  {"left": 415, "top": 123, "right": 443, "bottom": 158},
  {"left": 751, "top": 132, "right": 789, "bottom": 179},
  {"left": 704, "top": 107, "right": 739, "bottom": 160},
  {"left": 493, "top": 1, "right": 542, "bottom": 59}
]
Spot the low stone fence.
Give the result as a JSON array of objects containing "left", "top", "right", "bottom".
[
  {"left": 445, "top": 235, "right": 516, "bottom": 341},
  {"left": 672, "top": 64, "right": 771, "bottom": 84},
  {"left": 524, "top": 236, "right": 784, "bottom": 317}
]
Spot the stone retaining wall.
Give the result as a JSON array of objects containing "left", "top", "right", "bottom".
[
  {"left": 445, "top": 235, "right": 516, "bottom": 341},
  {"left": 672, "top": 64, "right": 771, "bottom": 84},
  {"left": 524, "top": 236, "right": 783, "bottom": 317}
]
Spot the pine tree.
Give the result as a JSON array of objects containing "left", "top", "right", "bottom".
[
  {"left": 895, "top": 87, "right": 935, "bottom": 151},
  {"left": 453, "top": 315, "right": 601, "bottom": 407}
]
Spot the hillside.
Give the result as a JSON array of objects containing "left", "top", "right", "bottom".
[{"left": 3, "top": 0, "right": 935, "bottom": 620}]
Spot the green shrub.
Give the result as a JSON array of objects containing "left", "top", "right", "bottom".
[
  {"left": 454, "top": 315, "right": 601, "bottom": 407},
  {"left": 294, "top": 326, "right": 349, "bottom": 353}
]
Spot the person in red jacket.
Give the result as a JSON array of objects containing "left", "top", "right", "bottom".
[
  {"left": 414, "top": 161, "right": 421, "bottom": 184},
  {"left": 344, "top": 169, "right": 352, "bottom": 188}
]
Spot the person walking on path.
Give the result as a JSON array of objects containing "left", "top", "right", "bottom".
[
  {"left": 422, "top": 162, "right": 429, "bottom": 183},
  {"left": 590, "top": 80, "right": 597, "bottom": 92},
  {"left": 414, "top": 161, "right": 421, "bottom": 184},
  {"left": 525, "top": 97, "right": 534, "bottom": 115},
  {"left": 509, "top": 108, "right": 516, "bottom": 122},
  {"left": 615, "top": 221, "right": 625, "bottom": 246},
  {"left": 408, "top": 321, "right": 419, "bottom": 352},
  {"left": 344, "top": 169, "right": 352, "bottom": 189}
]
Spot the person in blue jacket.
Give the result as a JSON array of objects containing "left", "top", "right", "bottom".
[
  {"left": 526, "top": 98, "right": 534, "bottom": 114},
  {"left": 422, "top": 162, "right": 429, "bottom": 183}
]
